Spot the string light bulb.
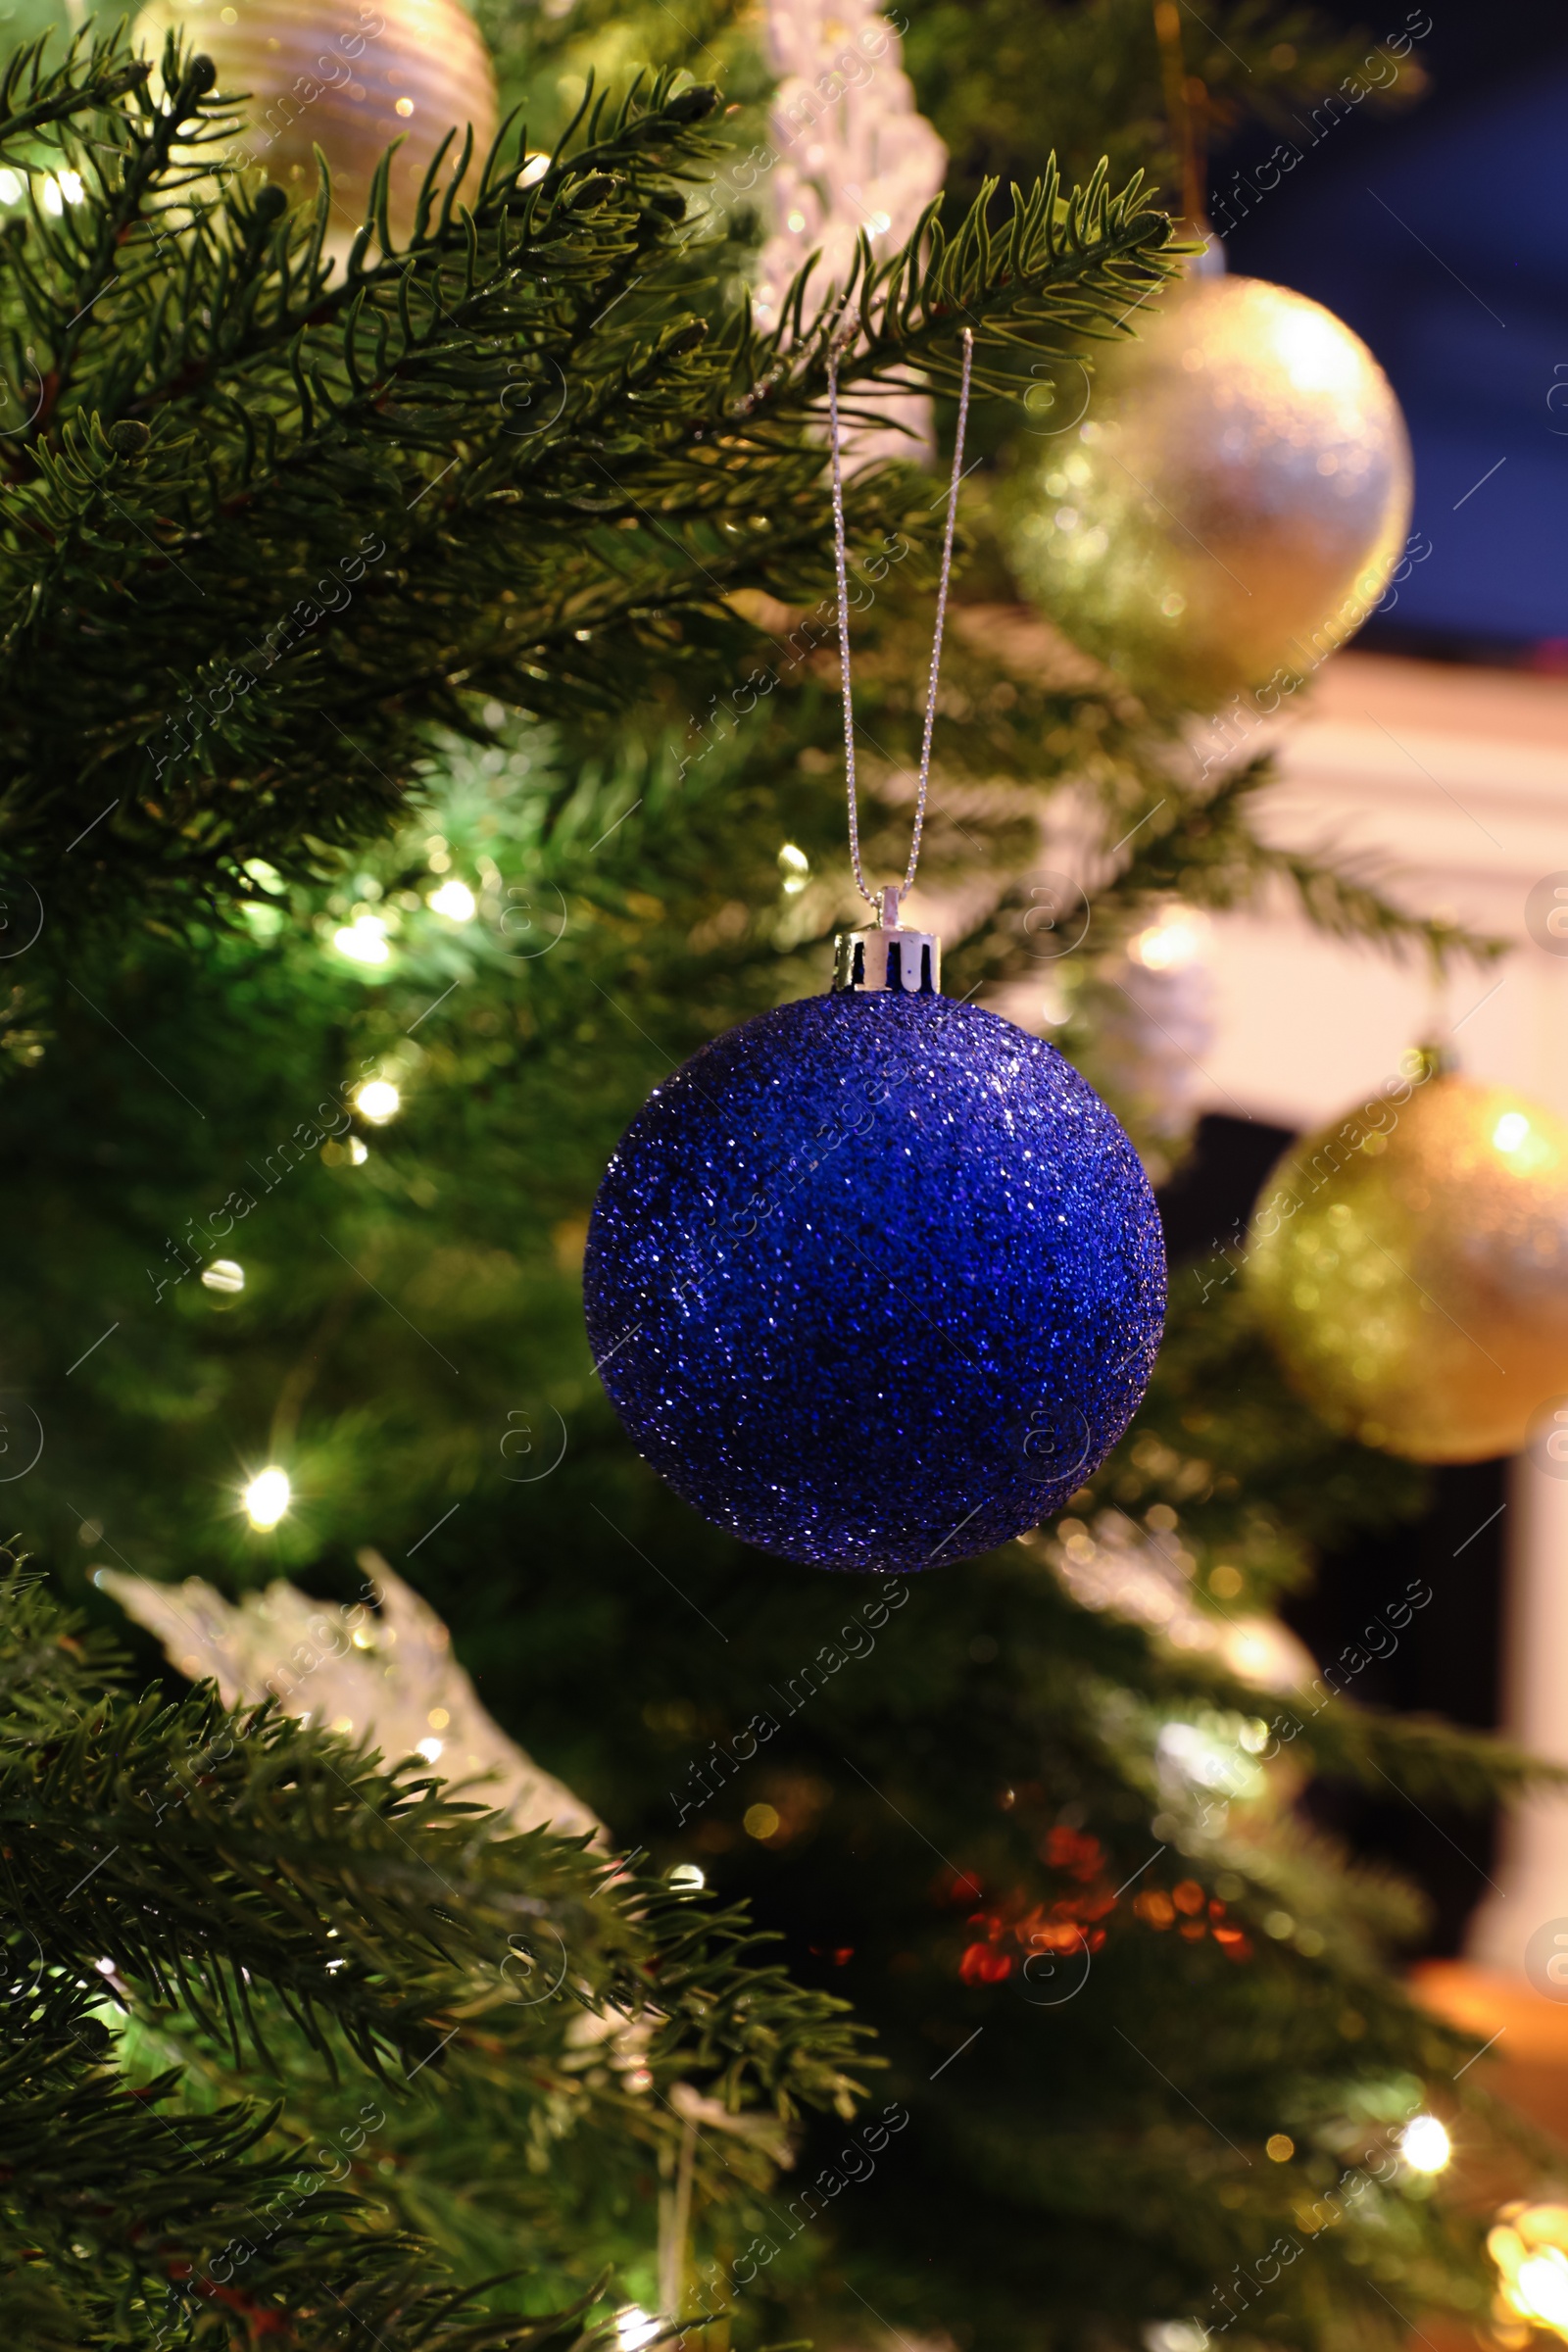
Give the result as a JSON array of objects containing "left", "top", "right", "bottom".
[
  {"left": 333, "top": 914, "right": 391, "bottom": 965},
  {"left": 1517, "top": 2256, "right": 1568, "bottom": 2334},
  {"left": 1400, "top": 2114, "right": 1451, "bottom": 2175},
  {"left": 242, "top": 1466, "right": 291, "bottom": 1531},
  {"left": 777, "top": 842, "right": 810, "bottom": 895},
  {"left": 355, "top": 1079, "right": 401, "bottom": 1125},
  {"left": 1129, "top": 904, "right": 1207, "bottom": 971},
  {"left": 427, "top": 878, "right": 476, "bottom": 922}
]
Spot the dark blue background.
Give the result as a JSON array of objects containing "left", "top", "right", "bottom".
[{"left": 1226, "top": 1, "right": 1568, "bottom": 657}]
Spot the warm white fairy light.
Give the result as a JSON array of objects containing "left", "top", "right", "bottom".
[
  {"left": 333, "top": 914, "right": 391, "bottom": 965},
  {"left": 1517, "top": 2256, "right": 1568, "bottom": 2332},
  {"left": 427, "top": 877, "right": 477, "bottom": 922},
  {"left": 1129, "top": 904, "right": 1208, "bottom": 971},
  {"left": 1400, "top": 2115, "right": 1451, "bottom": 2174},
  {"left": 354, "top": 1079, "right": 401, "bottom": 1125},
  {"left": 242, "top": 1467, "right": 291, "bottom": 1531}
]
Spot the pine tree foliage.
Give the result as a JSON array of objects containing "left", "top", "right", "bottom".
[
  {"left": 0, "top": 1, "right": 1542, "bottom": 2349},
  {"left": 0, "top": 655, "right": 1523, "bottom": 2351},
  {"left": 0, "top": 18, "right": 1183, "bottom": 927},
  {"left": 0, "top": 1563, "right": 869, "bottom": 2345}
]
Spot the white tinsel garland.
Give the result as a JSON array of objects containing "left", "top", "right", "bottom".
[{"left": 752, "top": 0, "right": 946, "bottom": 464}]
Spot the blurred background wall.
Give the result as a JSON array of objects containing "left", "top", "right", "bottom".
[{"left": 1169, "top": 0, "right": 1568, "bottom": 2049}]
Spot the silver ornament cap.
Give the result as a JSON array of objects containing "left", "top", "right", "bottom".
[{"left": 832, "top": 885, "right": 942, "bottom": 996}]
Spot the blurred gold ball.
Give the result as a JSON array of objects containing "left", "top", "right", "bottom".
[
  {"left": 1248, "top": 1072, "right": 1568, "bottom": 1463},
  {"left": 1003, "top": 272, "right": 1412, "bottom": 710},
  {"left": 137, "top": 0, "right": 498, "bottom": 246}
]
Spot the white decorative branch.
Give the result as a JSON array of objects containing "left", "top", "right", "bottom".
[{"left": 100, "top": 1547, "right": 603, "bottom": 1840}]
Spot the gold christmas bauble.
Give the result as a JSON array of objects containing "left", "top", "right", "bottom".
[
  {"left": 137, "top": 0, "right": 498, "bottom": 246},
  {"left": 1003, "top": 272, "right": 1412, "bottom": 710},
  {"left": 1248, "top": 1071, "right": 1568, "bottom": 1463}
]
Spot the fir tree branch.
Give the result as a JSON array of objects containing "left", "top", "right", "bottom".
[
  {"left": 1, "top": 1566, "right": 869, "bottom": 2342},
  {"left": 0, "top": 29, "right": 150, "bottom": 160},
  {"left": 0, "top": 24, "right": 1181, "bottom": 926}
]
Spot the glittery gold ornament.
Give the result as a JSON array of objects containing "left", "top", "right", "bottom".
[
  {"left": 137, "top": 0, "right": 498, "bottom": 246},
  {"left": 1247, "top": 1070, "right": 1568, "bottom": 1463},
  {"left": 1003, "top": 271, "right": 1412, "bottom": 710}
]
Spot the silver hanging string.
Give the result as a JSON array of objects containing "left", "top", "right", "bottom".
[{"left": 826, "top": 323, "right": 975, "bottom": 919}]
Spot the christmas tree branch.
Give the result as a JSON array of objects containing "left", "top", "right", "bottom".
[
  {"left": 0, "top": 28, "right": 151, "bottom": 159},
  {"left": 9, "top": 1667, "right": 865, "bottom": 2108},
  {"left": 0, "top": 19, "right": 1185, "bottom": 925},
  {"left": 2, "top": 1564, "right": 869, "bottom": 2341}
]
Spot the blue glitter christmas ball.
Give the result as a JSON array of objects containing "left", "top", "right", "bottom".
[{"left": 584, "top": 991, "right": 1165, "bottom": 1571}]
